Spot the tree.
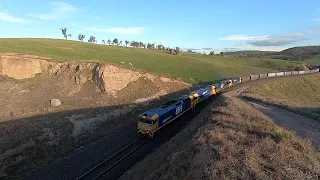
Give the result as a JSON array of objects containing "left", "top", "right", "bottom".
[
  {"left": 139, "top": 42, "right": 143, "bottom": 48},
  {"left": 131, "top": 41, "right": 139, "bottom": 48},
  {"left": 209, "top": 51, "right": 215, "bottom": 55},
  {"left": 60, "top": 28, "right": 67, "bottom": 40},
  {"left": 169, "top": 49, "right": 173, "bottom": 54},
  {"left": 107, "top": 39, "right": 111, "bottom": 45},
  {"left": 120, "top": 41, "right": 122, "bottom": 46},
  {"left": 175, "top": 47, "right": 180, "bottom": 54},
  {"left": 220, "top": 52, "right": 224, "bottom": 56},
  {"left": 157, "top": 44, "right": 164, "bottom": 50},
  {"left": 78, "top": 34, "right": 85, "bottom": 41},
  {"left": 88, "top": 35, "right": 96, "bottom": 43},
  {"left": 68, "top": 34, "right": 72, "bottom": 40},
  {"left": 102, "top": 40, "right": 105, "bottom": 44},
  {"left": 113, "top": 38, "right": 119, "bottom": 45},
  {"left": 125, "top": 40, "right": 129, "bottom": 47}
]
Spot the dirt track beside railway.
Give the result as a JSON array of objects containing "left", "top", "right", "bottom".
[{"left": 225, "top": 74, "right": 320, "bottom": 151}]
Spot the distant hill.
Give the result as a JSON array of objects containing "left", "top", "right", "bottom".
[{"left": 223, "top": 46, "right": 320, "bottom": 61}]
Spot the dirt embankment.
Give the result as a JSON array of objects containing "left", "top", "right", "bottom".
[{"left": 0, "top": 53, "right": 190, "bottom": 179}]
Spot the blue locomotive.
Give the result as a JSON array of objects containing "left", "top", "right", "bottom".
[{"left": 137, "top": 83, "right": 220, "bottom": 138}]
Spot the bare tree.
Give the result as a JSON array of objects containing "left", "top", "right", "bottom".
[
  {"left": 102, "top": 40, "right": 105, "bottom": 44},
  {"left": 60, "top": 28, "right": 67, "bottom": 40}
]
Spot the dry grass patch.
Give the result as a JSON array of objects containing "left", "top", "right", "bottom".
[{"left": 195, "top": 96, "right": 320, "bottom": 180}]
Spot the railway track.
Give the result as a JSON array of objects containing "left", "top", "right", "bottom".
[{"left": 76, "top": 138, "right": 148, "bottom": 180}]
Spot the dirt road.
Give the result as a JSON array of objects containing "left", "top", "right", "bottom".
[
  {"left": 225, "top": 78, "right": 320, "bottom": 152},
  {"left": 245, "top": 100, "right": 320, "bottom": 151}
]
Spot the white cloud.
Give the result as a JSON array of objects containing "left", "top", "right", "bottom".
[
  {"left": 89, "top": 27, "right": 146, "bottom": 35},
  {"left": 0, "top": 12, "right": 29, "bottom": 23},
  {"left": 219, "top": 35, "right": 269, "bottom": 41},
  {"left": 239, "top": 45, "right": 288, "bottom": 52},
  {"left": 29, "top": 2, "right": 77, "bottom": 20},
  {"left": 219, "top": 33, "right": 306, "bottom": 46}
]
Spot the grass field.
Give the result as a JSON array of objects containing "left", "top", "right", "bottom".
[
  {"left": 308, "top": 55, "right": 320, "bottom": 66},
  {"left": 0, "top": 38, "right": 299, "bottom": 83},
  {"left": 242, "top": 73, "right": 320, "bottom": 120}
]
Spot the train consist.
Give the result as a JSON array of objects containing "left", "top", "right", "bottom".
[{"left": 137, "top": 68, "right": 320, "bottom": 138}]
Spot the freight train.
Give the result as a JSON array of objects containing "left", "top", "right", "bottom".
[{"left": 137, "top": 68, "right": 319, "bottom": 138}]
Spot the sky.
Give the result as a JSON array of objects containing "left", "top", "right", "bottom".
[{"left": 0, "top": 0, "right": 319, "bottom": 53}]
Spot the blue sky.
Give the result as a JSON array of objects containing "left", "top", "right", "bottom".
[{"left": 0, "top": 0, "right": 319, "bottom": 52}]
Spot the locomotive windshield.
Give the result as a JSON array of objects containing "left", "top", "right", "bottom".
[{"left": 139, "top": 117, "right": 153, "bottom": 124}]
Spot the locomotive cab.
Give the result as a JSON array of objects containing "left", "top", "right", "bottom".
[
  {"left": 188, "top": 93, "right": 199, "bottom": 109},
  {"left": 228, "top": 80, "right": 233, "bottom": 88},
  {"left": 137, "top": 114, "right": 159, "bottom": 138},
  {"left": 211, "top": 85, "right": 217, "bottom": 95}
]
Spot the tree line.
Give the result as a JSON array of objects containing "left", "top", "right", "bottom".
[{"left": 60, "top": 28, "right": 181, "bottom": 54}]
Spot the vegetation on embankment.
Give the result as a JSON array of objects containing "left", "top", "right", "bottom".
[
  {"left": 120, "top": 95, "right": 320, "bottom": 180},
  {"left": 0, "top": 38, "right": 299, "bottom": 83},
  {"left": 242, "top": 73, "right": 320, "bottom": 120}
]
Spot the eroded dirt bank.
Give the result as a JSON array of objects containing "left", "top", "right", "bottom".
[{"left": 0, "top": 53, "right": 191, "bottom": 179}]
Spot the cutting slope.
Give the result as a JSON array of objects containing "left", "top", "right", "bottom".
[{"left": 0, "top": 38, "right": 299, "bottom": 83}]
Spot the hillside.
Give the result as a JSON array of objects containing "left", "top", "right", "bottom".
[
  {"left": 242, "top": 73, "right": 320, "bottom": 120},
  {"left": 223, "top": 46, "right": 320, "bottom": 63},
  {"left": 0, "top": 38, "right": 299, "bottom": 84},
  {"left": 308, "top": 55, "right": 320, "bottom": 66}
]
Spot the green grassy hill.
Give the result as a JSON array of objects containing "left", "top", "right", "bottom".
[
  {"left": 308, "top": 55, "right": 320, "bottom": 66},
  {"left": 242, "top": 73, "right": 320, "bottom": 120},
  {"left": 0, "top": 38, "right": 299, "bottom": 83},
  {"left": 244, "top": 74, "right": 320, "bottom": 106}
]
